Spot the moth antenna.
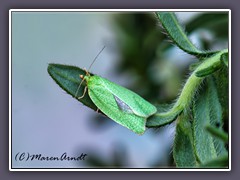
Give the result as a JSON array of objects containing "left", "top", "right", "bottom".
[
  {"left": 84, "top": 67, "right": 90, "bottom": 76},
  {"left": 75, "top": 46, "right": 105, "bottom": 99},
  {"left": 87, "top": 45, "right": 106, "bottom": 72}
]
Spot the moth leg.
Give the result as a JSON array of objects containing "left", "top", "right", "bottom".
[
  {"left": 96, "top": 108, "right": 100, "bottom": 113},
  {"left": 75, "top": 76, "right": 85, "bottom": 98},
  {"left": 78, "top": 86, "right": 88, "bottom": 99}
]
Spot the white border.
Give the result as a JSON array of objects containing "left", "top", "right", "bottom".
[
  {"left": 228, "top": 9, "right": 231, "bottom": 172},
  {"left": 9, "top": 9, "right": 231, "bottom": 171}
]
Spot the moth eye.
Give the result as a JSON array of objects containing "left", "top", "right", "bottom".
[{"left": 114, "top": 95, "right": 133, "bottom": 114}]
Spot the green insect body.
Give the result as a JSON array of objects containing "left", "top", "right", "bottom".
[{"left": 80, "top": 74, "right": 157, "bottom": 135}]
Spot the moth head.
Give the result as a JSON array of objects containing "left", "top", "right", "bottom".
[
  {"left": 80, "top": 74, "right": 84, "bottom": 79},
  {"left": 79, "top": 72, "right": 91, "bottom": 83}
]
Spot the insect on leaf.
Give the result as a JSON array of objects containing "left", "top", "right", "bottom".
[{"left": 82, "top": 75, "right": 157, "bottom": 135}]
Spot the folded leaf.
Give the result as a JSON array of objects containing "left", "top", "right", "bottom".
[
  {"left": 193, "top": 80, "right": 217, "bottom": 163},
  {"left": 173, "top": 113, "right": 197, "bottom": 167},
  {"left": 195, "top": 49, "right": 228, "bottom": 77}
]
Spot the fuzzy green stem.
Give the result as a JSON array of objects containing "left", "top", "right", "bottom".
[
  {"left": 170, "top": 49, "right": 228, "bottom": 113},
  {"left": 147, "top": 49, "right": 228, "bottom": 127}
]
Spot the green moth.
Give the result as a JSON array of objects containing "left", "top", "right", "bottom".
[
  {"left": 77, "top": 72, "right": 157, "bottom": 135},
  {"left": 75, "top": 46, "right": 157, "bottom": 135}
]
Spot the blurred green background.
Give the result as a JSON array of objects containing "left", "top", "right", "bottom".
[{"left": 12, "top": 11, "right": 228, "bottom": 168}]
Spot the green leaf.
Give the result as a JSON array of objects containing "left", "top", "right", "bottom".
[
  {"left": 205, "top": 125, "right": 228, "bottom": 143},
  {"left": 189, "top": 61, "right": 202, "bottom": 71},
  {"left": 213, "top": 68, "right": 229, "bottom": 123},
  {"left": 199, "top": 153, "right": 228, "bottom": 168},
  {"left": 195, "top": 49, "right": 228, "bottom": 77},
  {"left": 193, "top": 79, "right": 218, "bottom": 164},
  {"left": 195, "top": 61, "right": 221, "bottom": 77},
  {"left": 207, "top": 77, "right": 228, "bottom": 156},
  {"left": 220, "top": 52, "right": 228, "bottom": 67},
  {"left": 206, "top": 77, "right": 222, "bottom": 125},
  {"left": 173, "top": 113, "right": 197, "bottom": 168},
  {"left": 156, "top": 12, "right": 218, "bottom": 58},
  {"left": 47, "top": 63, "right": 98, "bottom": 111}
]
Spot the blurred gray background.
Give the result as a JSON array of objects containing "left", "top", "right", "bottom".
[{"left": 11, "top": 11, "right": 228, "bottom": 168}]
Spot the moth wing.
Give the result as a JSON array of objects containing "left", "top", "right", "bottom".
[
  {"left": 88, "top": 82, "right": 146, "bottom": 135},
  {"left": 91, "top": 76, "right": 157, "bottom": 118}
]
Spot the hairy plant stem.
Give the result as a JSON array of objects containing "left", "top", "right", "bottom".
[{"left": 150, "top": 49, "right": 228, "bottom": 125}]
